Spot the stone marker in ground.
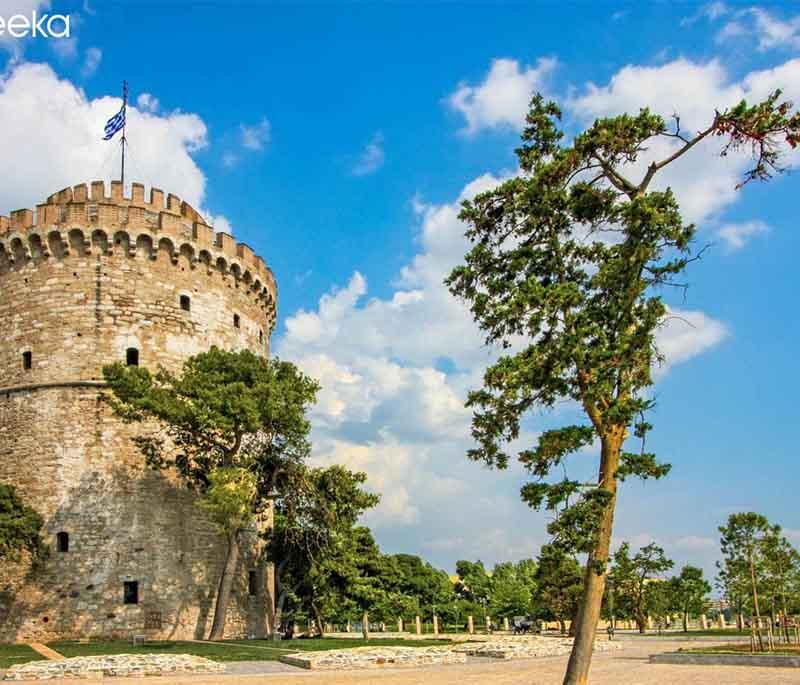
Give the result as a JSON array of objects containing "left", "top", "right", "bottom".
[
  {"left": 280, "top": 646, "right": 466, "bottom": 670},
  {"left": 3, "top": 654, "right": 225, "bottom": 681},
  {"left": 279, "top": 636, "right": 623, "bottom": 671},
  {"left": 454, "top": 636, "right": 623, "bottom": 660}
]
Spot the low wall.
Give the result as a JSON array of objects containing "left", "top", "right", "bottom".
[{"left": 650, "top": 652, "right": 800, "bottom": 668}]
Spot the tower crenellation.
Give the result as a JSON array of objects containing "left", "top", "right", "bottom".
[{"left": 0, "top": 181, "right": 277, "bottom": 331}]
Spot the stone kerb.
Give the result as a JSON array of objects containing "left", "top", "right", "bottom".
[
  {"left": 3, "top": 654, "right": 226, "bottom": 681},
  {"left": 280, "top": 646, "right": 467, "bottom": 670}
]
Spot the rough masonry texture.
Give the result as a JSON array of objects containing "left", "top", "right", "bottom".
[{"left": 0, "top": 180, "right": 278, "bottom": 643}]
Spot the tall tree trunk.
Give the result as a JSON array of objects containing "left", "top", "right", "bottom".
[
  {"left": 781, "top": 593, "right": 790, "bottom": 643},
  {"left": 559, "top": 619, "right": 566, "bottom": 635},
  {"left": 569, "top": 598, "right": 582, "bottom": 638},
  {"left": 313, "top": 604, "right": 325, "bottom": 637},
  {"left": 562, "top": 432, "right": 621, "bottom": 685},
  {"left": 749, "top": 552, "right": 764, "bottom": 651},
  {"left": 635, "top": 612, "right": 646, "bottom": 634},
  {"left": 362, "top": 611, "right": 370, "bottom": 640},
  {"left": 270, "top": 558, "right": 290, "bottom": 640},
  {"left": 208, "top": 531, "right": 241, "bottom": 640}
]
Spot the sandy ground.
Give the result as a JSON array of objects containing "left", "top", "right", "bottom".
[{"left": 5, "top": 638, "right": 800, "bottom": 684}]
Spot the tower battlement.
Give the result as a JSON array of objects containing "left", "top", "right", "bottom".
[{"left": 0, "top": 180, "right": 276, "bottom": 330}]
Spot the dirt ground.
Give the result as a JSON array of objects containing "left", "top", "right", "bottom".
[{"left": 6, "top": 639, "right": 800, "bottom": 684}]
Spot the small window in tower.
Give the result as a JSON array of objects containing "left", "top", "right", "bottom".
[
  {"left": 126, "top": 348, "right": 139, "bottom": 367},
  {"left": 56, "top": 531, "right": 69, "bottom": 553},
  {"left": 123, "top": 581, "right": 139, "bottom": 605},
  {"left": 248, "top": 571, "right": 258, "bottom": 597},
  {"left": 22, "top": 351, "right": 32, "bottom": 370},
  {"left": 180, "top": 295, "right": 191, "bottom": 312},
  {"left": 259, "top": 330, "right": 263, "bottom": 344},
  {"left": 233, "top": 314, "right": 240, "bottom": 329}
]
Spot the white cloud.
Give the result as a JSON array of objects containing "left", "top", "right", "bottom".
[
  {"left": 716, "top": 220, "right": 769, "bottom": 251},
  {"left": 136, "top": 92, "right": 159, "bottom": 113},
  {"left": 716, "top": 20, "right": 748, "bottom": 43},
  {"left": 718, "top": 8, "right": 800, "bottom": 51},
  {"left": 681, "top": 1, "right": 729, "bottom": 27},
  {"left": 277, "top": 170, "right": 727, "bottom": 560},
  {"left": 311, "top": 437, "right": 421, "bottom": 526},
  {"left": 50, "top": 36, "right": 78, "bottom": 60},
  {"left": 673, "top": 535, "right": 716, "bottom": 551},
  {"left": 239, "top": 117, "right": 270, "bottom": 151},
  {"left": 785, "top": 529, "right": 800, "bottom": 546},
  {"left": 203, "top": 213, "right": 233, "bottom": 236},
  {"left": 0, "top": 61, "right": 208, "bottom": 216},
  {"left": 80, "top": 46, "right": 101, "bottom": 78},
  {"left": 0, "top": 0, "right": 49, "bottom": 11},
  {"left": 222, "top": 117, "right": 271, "bottom": 167},
  {"left": 352, "top": 132, "right": 384, "bottom": 176},
  {"left": 0, "top": 1, "right": 50, "bottom": 54},
  {"left": 447, "top": 57, "right": 557, "bottom": 135},
  {"left": 569, "top": 57, "right": 800, "bottom": 227},
  {"left": 657, "top": 307, "right": 729, "bottom": 371}
]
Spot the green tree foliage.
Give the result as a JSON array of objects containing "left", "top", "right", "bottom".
[
  {"left": 718, "top": 512, "right": 780, "bottom": 649},
  {"left": 454, "top": 559, "right": 537, "bottom": 627},
  {"left": 0, "top": 483, "right": 45, "bottom": 562},
  {"left": 534, "top": 544, "right": 583, "bottom": 634},
  {"left": 644, "top": 580, "right": 673, "bottom": 633},
  {"left": 716, "top": 554, "right": 751, "bottom": 629},
  {"left": 762, "top": 534, "right": 800, "bottom": 637},
  {"left": 717, "top": 512, "right": 800, "bottom": 648},
  {"left": 446, "top": 91, "right": 799, "bottom": 683},
  {"left": 490, "top": 560, "right": 537, "bottom": 620},
  {"left": 268, "top": 465, "right": 379, "bottom": 636},
  {"left": 389, "top": 553, "right": 455, "bottom": 619},
  {"left": 668, "top": 565, "right": 711, "bottom": 632},
  {"left": 609, "top": 542, "right": 673, "bottom": 633},
  {"left": 199, "top": 468, "right": 258, "bottom": 535},
  {"left": 103, "top": 347, "right": 319, "bottom": 639},
  {"left": 455, "top": 560, "right": 492, "bottom": 608}
]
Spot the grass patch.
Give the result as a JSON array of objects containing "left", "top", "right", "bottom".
[
  {"left": 49, "top": 640, "right": 283, "bottom": 663},
  {"left": 222, "top": 637, "right": 450, "bottom": 652},
  {"left": 687, "top": 643, "right": 800, "bottom": 657},
  {"left": 47, "top": 637, "right": 453, "bottom": 664},
  {"left": 672, "top": 629, "right": 750, "bottom": 637},
  {"left": 0, "top": 644, "right": 46, "bottom": 670},
  {"left": 627, "top": 629, "right": 750, "bottom": 637}
]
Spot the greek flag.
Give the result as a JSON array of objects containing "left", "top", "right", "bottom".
[{"left": 103, "top": 104, "right": 126, "bottom": 140}]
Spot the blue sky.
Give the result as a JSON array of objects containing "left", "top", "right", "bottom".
[{"left": 1, "top": 0, "right": 799, "bottom": 582}]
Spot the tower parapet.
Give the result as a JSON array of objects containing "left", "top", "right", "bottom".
[{"left": 0, "top": 181, "right": 276, "bottom": 331}]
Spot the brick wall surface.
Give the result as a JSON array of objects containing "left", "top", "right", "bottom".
[{"left": 0, "top": 182, "right": 277, "bottom": 643}]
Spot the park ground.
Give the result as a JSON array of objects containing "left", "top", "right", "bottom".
[{"left": 2, "top": 635, "right": 800, "bottom": 684}]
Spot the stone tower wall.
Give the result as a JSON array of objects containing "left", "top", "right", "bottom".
[{"left": 0, "top": 181, "right": 277, "bottom": 642}]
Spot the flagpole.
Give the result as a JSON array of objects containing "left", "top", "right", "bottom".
[{"left": 120, "top": 80, "right": 128, "bottom": 188}]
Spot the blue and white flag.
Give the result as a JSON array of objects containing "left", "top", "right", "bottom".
[{"left": 103, "top": 105, "right": 126, "bottom": 140}]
